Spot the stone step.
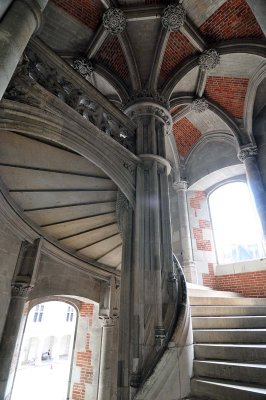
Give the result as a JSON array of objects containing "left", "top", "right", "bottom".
[
  {"left": 191, "top": 378, "right": 266, "bottom": 400},
  {"left": 190, "top": 297, "right": 266, "bottom": 306},
  {"left": 193, "top": 328, "right": 266, "bottom": 343},
  {"left": 192, "top": 316, "right": 266, "bottom": 329},
  {"left": 187, "top": 283, "right": 240, "bottom": 298},
  {"left": 194, "top": 344, "right": 266, "bottom": 362},
  {"left": 191, "top": 305, "right": 266, "bottom": 317},
  {"left": 194, "top": 360, "right": 266, "bottom": 385}
]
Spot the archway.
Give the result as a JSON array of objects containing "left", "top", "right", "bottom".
[{"left": 11, "top": 301, "right": 77, "bottom": 400}]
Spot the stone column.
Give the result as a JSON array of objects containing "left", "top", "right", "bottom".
[
  {"left": 122, "top": 101, "right": 177, "bottom": 393},
  {"left": 0, "top": 284, "right": 32, "bottom": 398},
  {"left": 238, "top": 145, "right": 266, "bottom": 239},
  {"left": 173, "top": 180, "right": 197, "bottom": 283},
  {"left": 0, "top": 239, "right": 41, "bottom": 399},
  {"left": 245, "top": 0, "right": 266, "bottom": 37},
  {"left": 0, "top": 0, "right": 49, "bottom": 101},
  {"left": 98, "top": 317, "right": 118, "bottom": 400}
]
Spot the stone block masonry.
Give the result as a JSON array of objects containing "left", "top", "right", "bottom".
[{"left": 53, "top": 0, "right": 104, "bottom": 31}]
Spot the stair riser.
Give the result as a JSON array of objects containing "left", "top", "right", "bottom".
[
  {"left": 192, "top": 316, "right": 266, "bottom": 329},
  {"left": 194, "top": 362, "right": 266, "bottom": 385},
  {"left": 194, "top": 345, "right": 266, "bottom": 363},
  {"left": 190, "top": 297, "right": 266, "bottom": 306},
  {"left": 191, "top": 306, "right": 266, "bottom": 317},
  {"left": 194, "top": 330, "right": 266, "bottom": 344},
  {"left": 191, "top": 379, "right": 266, "bottom": 400}
]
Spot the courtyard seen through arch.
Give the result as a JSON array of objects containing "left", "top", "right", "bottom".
[
  {"left": 209, "top": 182, "right": 265, "bottom": 265},
  {"left": 11, "top": 301, "right": 77, "bottom": 400}
]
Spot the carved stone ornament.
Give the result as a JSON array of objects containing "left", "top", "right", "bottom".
[
  {"left": 173, "top": 180, "right": 188, "bottom": 192},
  {"left": 125, "top": 90, "right": 170, "bottom": 110},
  {"left": 198, "top": 49, "right": 220, "bottom": 71},
  {"left": 190, "top": 98, "right": 209, "bottom": 113},
  {"left": 103, "top": 8, "right": 126, "bottom": 34},
  {"left": 161, "top": 4, "right": 186, "bottom": 32},
  {"left": 125, "top": 103, "right": 173, "bottom": 134},
  {"left": 73, "top": 58, "right": 93, "bottom": 80},
  {"left": 116, "top": 190, "right": 130, "bottom": 237},
  {"left": 11, "top": 284, "right": 32, "bottom": 298},
  {"left": 99, "top": 316, "right": 118, "bottom": 327},
  {"left": 238, "top": 145, "right": 258, "bottom": 162}
]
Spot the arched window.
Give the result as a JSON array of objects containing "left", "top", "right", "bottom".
[{"left": 209, "top": 182, "right": 265, "bottom": 264}]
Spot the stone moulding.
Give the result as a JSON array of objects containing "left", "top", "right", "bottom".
[
  {"left": 103, "top": 8, "right": 127, "bottom": 34},
  {"left": 161, "top": 4, "right": 186, "bottom": 32},
  {"left": 238, "top": 145, "right": 258, "bottom": 162}
]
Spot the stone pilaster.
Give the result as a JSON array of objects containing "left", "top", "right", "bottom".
[
  {"left": 173, "top": 180, "right": 197, "bottom": 283},
  {"left": 0, "top": 239, "right": 42, "bottom": 399},
  {"left": 238, "top": 145, "right": 266, "bottom": 238},
  {"left": 0, "top": 0, "right": 48, "bottom": 100}
]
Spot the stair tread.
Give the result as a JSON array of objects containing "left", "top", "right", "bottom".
[
  {"left": 192, "top": 378, "right": 266, "bottom": 394},
  {"left": 195, "top": 343, "right": 266, "bottom": 348},
  {"left": 195, "top": 360, "right": 266, "bottom": 368}
]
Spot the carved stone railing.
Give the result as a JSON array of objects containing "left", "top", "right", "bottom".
[
  {"left": 136, "top": 254, "right": 188, "bottom": 389},
  {"left": 3, "top": 38, "right": 136, "bottom": 152}
]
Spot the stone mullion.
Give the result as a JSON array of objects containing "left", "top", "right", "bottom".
[{"left": 173, "top": 181, "right": 197, "bottom": 283}]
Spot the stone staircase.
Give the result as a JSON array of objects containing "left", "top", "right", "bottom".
[{"left": 188, "top": 284, "right": 266, "bottom": 399}]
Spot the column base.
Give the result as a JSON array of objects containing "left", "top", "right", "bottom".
[{"left": 182, "top": 264, "right": 198, "bottom": 284}]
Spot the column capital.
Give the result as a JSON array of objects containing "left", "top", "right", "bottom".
[
  {"left": 124, "top": 101, "right": 173, "bottom": 134},
  {"left": 11, "top": 283, "right": 32, "bottom": 298},
  {"left": 99, "top": 316, "right": 118, "bottom": 327},
  {"left": 238, "top": 145, "right": 258, "bottom": 162},
  {"left": 173, "top": 180, "right": 188, "bottom": 192}
]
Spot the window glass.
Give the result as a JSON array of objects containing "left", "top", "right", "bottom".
[{"left": 209, "top": 182, "right": 265, "bottom": 264}]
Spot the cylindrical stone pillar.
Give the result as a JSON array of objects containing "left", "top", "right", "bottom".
[
  {"left": 0, "top": 0, "right": 49, "bottom": 101},
  {"left": 173, "top": 180, "right": 197, "bottom": 283},
  {"left": 98, "top": 317, "right": 118, "bottom": 400},
  {"left": 238, "top": 145, "right": 266, "bottom": 239},
  {"left": 0, "top": 283, "right": 31, "bottom": 399}
]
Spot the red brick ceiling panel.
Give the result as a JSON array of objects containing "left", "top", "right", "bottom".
[
  {"left": 173, "top": 117, "right": 201, "bottom": 157},
  {"left": 53, "top": 0, "right": 104, "bottom": 31},
  {"left": 160, "top": 32, "right": 197, "bottom": 81},
  {"left": 95, "top": 35, "right": 130, "bottom": 84},
  {"left": 199, "top": 0, "right": 264, "bottom": 41},
  {"left": 205, "top": 76, "right": 249, "bottom": 119}
]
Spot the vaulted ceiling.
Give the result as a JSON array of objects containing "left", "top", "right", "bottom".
[{"left": 37, "top": 0, "right": 266, "bottom": 159}]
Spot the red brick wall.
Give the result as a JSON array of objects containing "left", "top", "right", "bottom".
[
  {"left": 160, "top": 32, "right": 196, "bottom": 81},
  {"left": 53, "top": 0, "right": 104, "bottom": 31},
  {"left": 173, "top": 117, "right": 201, "bottom": 157},
  {"left": 190, "top": 192, "right": 213, "bottom": 252},
  {"left": 205, "top": 76, "right": 249, "bottom": 119},
  {"left": 199, "top": 0, "right": 264, "bottom": 41},
  {"left": 71, "top": 303, "right": 94, "bottom": 400},
  {"left": 203, "top": 263, "right": 266, "bottom": 297},
  {"left": 95, "top": 35, "right": 130, "bottom": 85}
]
